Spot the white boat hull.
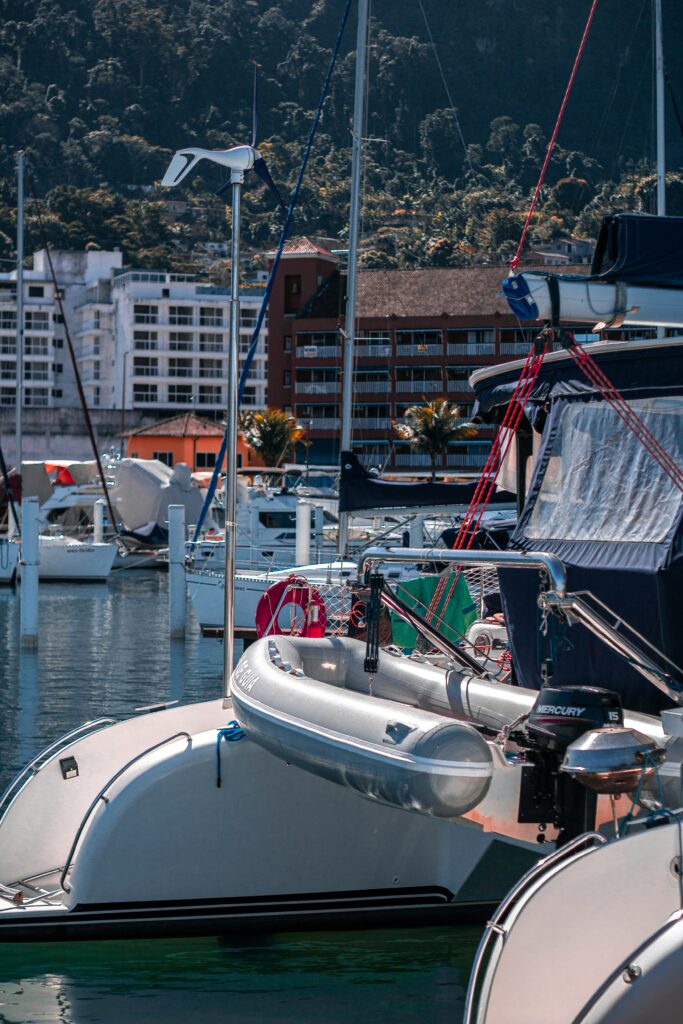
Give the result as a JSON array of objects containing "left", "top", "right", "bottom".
[
  {"left": 35, "top": 536, "right": 117, "bottom": 581},
  {"left": 0, "top": 539, "right": 19, "bottom": 584}
]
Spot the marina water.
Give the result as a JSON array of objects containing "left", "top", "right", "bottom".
[{"left": 0, "top": 572, "right": 477, "bottom": 1022}]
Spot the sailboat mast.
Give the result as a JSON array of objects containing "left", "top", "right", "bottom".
[
  {"left": 654, "top": 0, "right": 666, "bottom": 216},
  {"left": 15, "top": 151, "right": 24, "bottom": 476},
  {"left": 338, "top": 0, "right": 369, "bottom": 558}
]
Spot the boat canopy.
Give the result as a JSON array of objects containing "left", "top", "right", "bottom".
[
  {"left": 590, "top": 213, "right": 683, "bottom": 289},
  {"left": 472, "top": 342, "right": 683, "bottom": 714},
  {"left": 338, "top": 451, "right": 515, "bottom": 514}
]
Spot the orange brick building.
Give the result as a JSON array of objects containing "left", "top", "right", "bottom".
[{"left": 125, "top": 413, "right": 255, "bottom": 471}]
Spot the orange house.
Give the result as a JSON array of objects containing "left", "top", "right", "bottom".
[{"left": 125, "top": 413, "right": 257, "bottom": 472}]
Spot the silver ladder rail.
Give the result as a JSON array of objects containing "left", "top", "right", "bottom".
[
  {"left": 0, "top": 718, "right": 117, "bottom": 824},
  {"left": 60, "top": 731, "right": 192, "bottom": 892},
  {"left": 463, "top": 831, "right": 607, "bottom": 1024}
]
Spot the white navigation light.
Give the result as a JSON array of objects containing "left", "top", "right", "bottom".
[{"left": 160, "top": 145, "right": 260, "bottom": 187}]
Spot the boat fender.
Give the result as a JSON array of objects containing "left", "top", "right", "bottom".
[
  {"left": 255, "top": 575, "right": 327, "bottom": 639},
  {"left": 502, "top": 273, "right": 539, "bottom": 320}
]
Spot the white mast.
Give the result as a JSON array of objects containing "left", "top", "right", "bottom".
[
  {"left": 15, "top": 150, "right": 24, "bottom": 476},
  {"left": 654, "top": 0, "right": 665, "bottom": 340},
  {"left": 338, "top": 0, "right": 369, "bottom": 558}
]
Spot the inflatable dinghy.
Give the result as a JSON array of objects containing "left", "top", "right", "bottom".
[{"left": 232, "top": 635, "right": 494, "bottom": 820}]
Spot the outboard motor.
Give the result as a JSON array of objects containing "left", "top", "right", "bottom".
[{"left": 516, "top": 686, "right": 623, "bottom": 846}]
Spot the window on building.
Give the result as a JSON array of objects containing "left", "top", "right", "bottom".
[
  {"left": 153, "top": 451, "right": 174, "bottom": 466},
  {"left": 0, "top": 388, "right": 15, "bottom": 406},
  {"left": 133, "top": 383, "right": 158, "bottom": 402},
  {"left": 0, "top": 312, "right": 17, "bottom": 330},
  {"left": 133, "top": 357, "right": 158, "bottom": 377},
  {"left": 52, "top": 388, "right": 63, "bottom": 399},
  {"left": 199, "top": 333, "right": 224, "bottom": 352},
  {"left": 199, "top": 307, "right": 223, "bottom": 327},
  {"left": 53, "top": 337, "right": 64, "bottom": 348},
  {"left": 198, "top": 385, "right": 222, "bottom": 404},
  {"left": 25, "top": 362, "right": 49, "bottom": 381},
  {"left": 0, "top": 361, "right": 14, "bottom": 380},
  {"left": 0, "top": 339, "right": 15, "bottom": 355},
  {"left": 92, "top": 387, "right": 99, "bottom": 406},
  {"left": 195, "top": 451, "right": 217, "bottom": 469},
  {"left": 25, "top": 337, "right": 49, "bottom": 356},
  {"left": 28, "top": 285, "right": 44, "bottom": 298},
  {"left": 169, "top": 332, "right": 194, "bottom": 351},
  {"left": 199, "top": 359, "right": 222, "bottom": 379},
  {"left": 284, "top": 275, "right": 302, "bottom": 314},
  {"left": 133, "top": 304, "right": 159, "bottom": 324},
  {"left": 283, "top": 369, "right": 291, "bottom": 387},
  {"left": 169, "top": 305, "right": 193, "bottom": 326},
  {"left": 25, "top": 311, "right": 49, "bottom": 330},
  {"left": 25, "top": 389, "right": 49, "bottom": 407},
  {"left": 284, "top": 335, "right": 292, "bottom": 353},
  {"left": 53, "top": 363, "right": 63, "bottom": 374},
  {"left": 168, "top": 384, "right": 193, "bottom": 403},
  {"left": 134, "top": 331, "right": 158, "bottom": 350},
  {"left": 169, "top": 358, "right": 193, "bottom": 377}
]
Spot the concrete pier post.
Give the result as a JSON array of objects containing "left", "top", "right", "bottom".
[
  {"left": 296, "top": 502, "right": 311, "bottom": 566},
  {"left": 20, "top": 497, "right": 39, "bottom": 647},
  {"left": 168, "top": 504, "right": 186, "bottom": 639},
  {"left": 409, "top": 515, "right": 424, "bottom": 548},
  {"left": 93, "top": 499, "right": 105, "bottom": 544}
]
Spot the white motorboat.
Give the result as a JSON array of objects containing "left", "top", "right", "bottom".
[{"left": 0, "top": 538, "right": 19, "bottom": 585}]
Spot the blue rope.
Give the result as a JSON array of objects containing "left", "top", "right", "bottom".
[
  {"left": 215, "top": 720, "right": 245, "bottom": 787},
  {"left": 190, "top": 0, "right": 353, "bottom": 548}
]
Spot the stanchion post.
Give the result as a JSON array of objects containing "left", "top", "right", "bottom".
[
  {"left": 168, "top": 504, "right": 186, "bottom": 639},
  {"left": 20, "top": 496, "right": 39, "bottom": 647}
]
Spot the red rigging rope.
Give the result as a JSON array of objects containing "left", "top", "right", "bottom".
[
  {"left": 426, "top": 340, "right": 547, "bottom": 624},
  {"left": 565, "top": 335, "right": 683, "bottom": 492},
  {"left": 510, "top": 0, "right": 600, "bottom": 272}
]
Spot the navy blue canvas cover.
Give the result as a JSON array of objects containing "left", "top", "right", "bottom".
[
  {"left": 590, "top": 213, "right": 683, "bottom": 289},
  {"left": 473, "top": 342, "right": 683, "bottom": 714},
  {"left": 338, "top": 451, "right": 515, "bottom": 514}
]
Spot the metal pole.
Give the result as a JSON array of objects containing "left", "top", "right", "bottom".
[
  {"left": 168, "top": 504, "right": 186, "bottom": 639},
  {"left": 338, "top": 0, "right": 369, "bottom": 557},
  {"left": 15, "top": 151, "right": 24, "bottom": 474},
  {"left": 93, "top": 498, "right": 105, "bottom": 544},
  {"left": 120, "top": 350, "right": 128, "bottom": 452},
  {"left": 655, "top": 0, "right": 666, "bottom": 341},
  {"left": 20, "top": 496, "right": 39, "bottom": 647},
  {"left": 222, "top": 173, "right": 242, "bottom": 703},
  {"left": 296, "top": 501, "right": 311, "bottom": 565}
]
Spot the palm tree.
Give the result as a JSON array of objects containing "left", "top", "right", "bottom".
[
  {"left": 394, "top": 399, "right": 478, "bottom": 480},
  {"left": 239, "top": 408, "right": 305, "bottom": 468}
]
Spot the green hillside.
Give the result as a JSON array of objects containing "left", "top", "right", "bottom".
[{"left": 1, "top": 0, "right": 681, "bottom": 270}]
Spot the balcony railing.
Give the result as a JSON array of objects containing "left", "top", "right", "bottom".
[
  {"left": 396, "top": 343, "right": 443, "bottom": 357},
  {"left": 500, "top": 341, "right": 534, "bottom": 354},
  {"left": 356, "top": 344, "right": 391, "bottom": 358},
  {"left": 446, "top": 452, "right": 490, "bottom": 467},
  {"left": 297, "top": 382, "right": 340, "bottom": 395},
  {"left": 133, "top": 314, "right": 159, "bottom": 324},
  {"left": 394, "top": 453, "right": 432, "bottom": 466},
  {"left": 199, "top": 341, "right": 224, "bottom": 353},
  {"left": 308, "top": 417, "right": 341, "bottom": 430},
  {"left": 447, "top": 342, "right": 496, "bottom": 356},
  {"left": 352, "top": 417, "right": 392, "bottom": 430},
  {"left": 168, "top": 368, "right": 194, "bottom": 377},
  {"left": 447, "top": 379, "right": 475, "bottom": 393},
  {"left": 354, "top": 380, "right": 391, "bottom": 393},
  {"left": 297, "top": 346, "right": 341, "bottom": 359},
  {"left": 395, "top": 379, "right": 442, "bottom": 393},
  {"left": 132, "top": 367, "right": 158, "bottom": 377},
  {"left": 199, "top": 316, "right": 224, "bottom": 327}
]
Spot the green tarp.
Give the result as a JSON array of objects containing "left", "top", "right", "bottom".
[{"left": 389, "top": 573, "right": 477, "bottom": 649}]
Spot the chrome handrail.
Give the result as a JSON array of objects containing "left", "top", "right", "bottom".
[
  {"left": 0, "top": 718, "right": 117, "bottom": 824},
  {"left": 60, "top": 731, "right": 192, "bottom": 892},
  {"left": 357, "top": 547, "right": 568, "bottom": 596},
  {"left": 463, "top": 831, "right": 607, "bottom": 1024}
]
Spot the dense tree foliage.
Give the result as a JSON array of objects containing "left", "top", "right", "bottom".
[{"left": 0, "top": 0, "right": 681, "bottom": 271}]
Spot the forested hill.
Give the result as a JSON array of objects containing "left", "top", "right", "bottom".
[{"left": 1, "top": 0, "right": 682, "bottom": 271}]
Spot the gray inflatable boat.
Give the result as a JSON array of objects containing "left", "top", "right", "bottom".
[{"left": 232, "top": 635, "right": 494, "bottom": 820}]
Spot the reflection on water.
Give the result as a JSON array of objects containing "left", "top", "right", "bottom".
[
  {"left": 0, "top": 928, "right": 478, "bottom": 1023},
  {"left": 0, "top": 573, "right": 477, "bottom": 1022}
]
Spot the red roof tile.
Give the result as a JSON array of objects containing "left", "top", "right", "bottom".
[{"left": 125, "top": 413, "right": 224, "bottom": 438}]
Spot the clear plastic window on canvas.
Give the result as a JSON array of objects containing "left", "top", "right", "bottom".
[{"left": 525, "top": 397, "right": 683, "bottom": 544}]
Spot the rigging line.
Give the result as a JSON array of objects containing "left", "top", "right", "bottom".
[
  {"left": 417, "top": 0, "right": 476, "bottom": 182},
  {"left": 511, "top": 0, "right": 600, "bottom": 271},
  {"left": 190, "top": 0, "right": 354, "bottom": 547},
  {"left": 665, "top": 74, "right": 683, "bottom": 141},
  {"left": 27, "top": 175, "right": 121, "bottom": 538}
]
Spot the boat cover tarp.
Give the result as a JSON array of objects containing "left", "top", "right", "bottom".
[
  {"left": 389, "top": 573, "right": 477, "bottom": 649},
  {"left": 474, "top": 343, "right": 683, "bottom": 714},
  {"left": 590, "top": 213, "right": 683, "bottom": 289},
  {"left": 108, "top": 459, "right": 205, "bottom": 537},
  {"left": 338, "top": 451, "right": 515, "bottom": 513}
]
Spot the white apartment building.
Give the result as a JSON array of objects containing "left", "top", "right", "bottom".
[
  {"left": 0, "top": 250, "right": 268, "bottom": 416},
  {"left": 84, "top": 271, "right": 268, "bottom": 414}
]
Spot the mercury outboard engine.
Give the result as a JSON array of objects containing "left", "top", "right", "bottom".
[{"left": 516, "top": 685, "right": 623, "bottom": 846}]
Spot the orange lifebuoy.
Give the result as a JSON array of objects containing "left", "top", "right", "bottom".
[{"left": 255, "top": 575, "right": 327, "bottom": 639}]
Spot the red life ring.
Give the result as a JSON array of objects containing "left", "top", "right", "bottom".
[{"left": 255, "top": 575, "right": 327, "bottom": 639}]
